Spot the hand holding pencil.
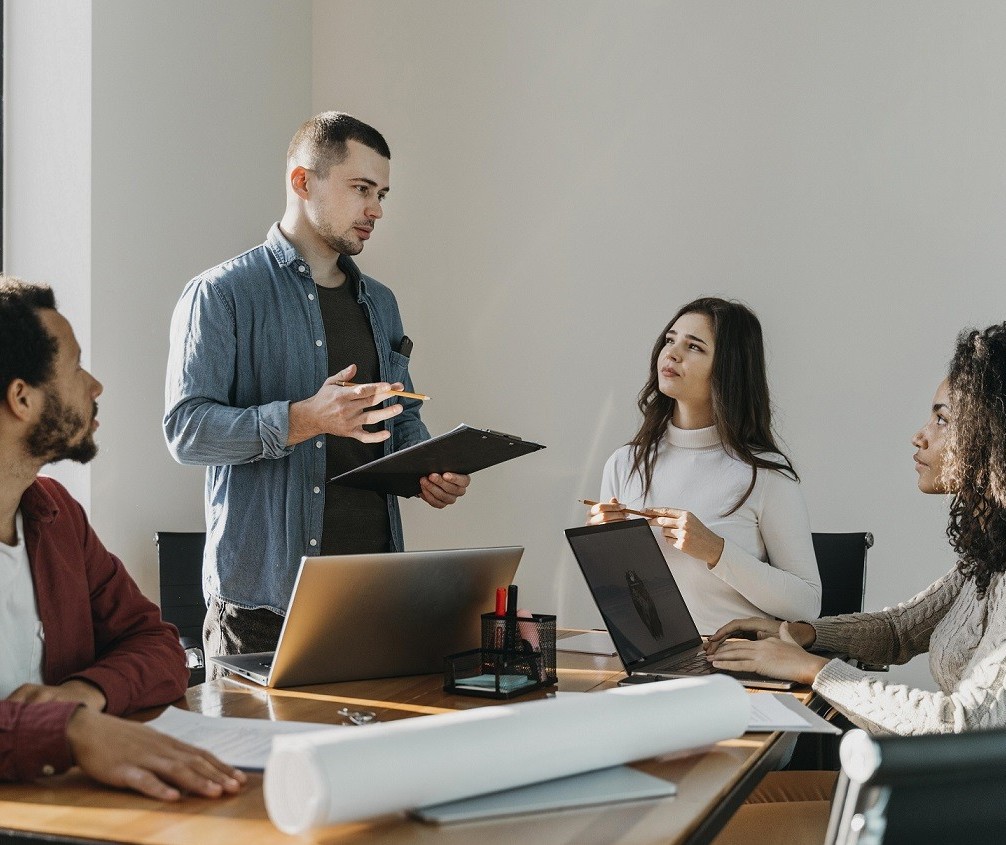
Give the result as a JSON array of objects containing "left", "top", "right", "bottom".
[{"left": 580, "top": 498, "right": 658, "bottom": 526}]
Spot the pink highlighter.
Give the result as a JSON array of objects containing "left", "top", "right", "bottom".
[{"left": 516, "top": 608, "right": 540, "bottom": 651}]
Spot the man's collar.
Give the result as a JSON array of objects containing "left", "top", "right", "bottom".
[
  {"left": 19, "top": 478, "right": 58, "bottom": 524},
  {"left": 266, "top": 223, "right": 368, "bottom": 296},
  {"left": 265, "top": 223, "right": 302, "bottom": 268}
]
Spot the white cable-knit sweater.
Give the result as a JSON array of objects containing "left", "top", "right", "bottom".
[
  {"left": 811, "top": 568, "right": 1006, "bottom": 735},
  {"left": 600, "top": 424, "right": 821, "bottom": 634}
]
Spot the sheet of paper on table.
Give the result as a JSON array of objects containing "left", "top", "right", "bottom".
[
  {"left": 555, "top": 630, "right": 618, "bottom": 655},
  {"left": 148, "top": 706, "right": 341, "bottom": 770},
  {"left": 748, "top": 693, "right": 842, "bottom": 733}
]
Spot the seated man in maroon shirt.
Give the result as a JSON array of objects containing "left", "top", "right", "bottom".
[{"left": 0, "top": 277, "right": 245, "bottom": 801}]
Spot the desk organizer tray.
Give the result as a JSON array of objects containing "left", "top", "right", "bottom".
[{"left": 444, "top": 613, "right": 557, "bottom": 699}]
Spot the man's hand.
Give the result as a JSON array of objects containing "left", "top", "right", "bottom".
[
  {"left": 288, "top": 364, "right": 403, "bottom": 446},
  {"left": 7, "top": 679, "right": 107, "bottom": 711},
  {"left": 706, "top": 622, "right": 828, "bottom": 685},
  {"left": 419, "top": 473, "right": 470, "bottom": 509},
  {"left": 66, "top": 708, "right": 246, "bottom": 801}
]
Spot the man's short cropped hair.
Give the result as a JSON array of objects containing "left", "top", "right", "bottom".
[
  {"left": 286, "top": 111, "right": 391, "bottom": 177},
  {"left": 0, "top": 275, "right": 59, "bottom": 396}
]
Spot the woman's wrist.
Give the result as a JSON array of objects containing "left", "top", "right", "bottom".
[
  {"left": 706, "top": 537, "right": 726, "bottom": 568},
  {"left": 791, "top": 621, "right": 817, "bottom": 648},
  {"left": 801, "top": 654, "right": 830, "bottom": 686}
]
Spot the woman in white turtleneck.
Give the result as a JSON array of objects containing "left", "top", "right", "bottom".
[{"left": 589, "top": 297, "right": 821, "bottom": 635}]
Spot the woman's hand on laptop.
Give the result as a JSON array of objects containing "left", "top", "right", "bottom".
[
  {"left": 705, "top": 622, "right": 827, "bottom": 685},
  {"left": 705, "top": 617, "right": 817, "bottom": 654}
]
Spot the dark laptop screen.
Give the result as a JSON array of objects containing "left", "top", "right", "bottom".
[{"left": 565, "top": 519, "right": 700, "bottom": 666}]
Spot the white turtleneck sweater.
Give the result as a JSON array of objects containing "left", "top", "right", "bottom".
[{"left": 600, "top": 423, "right": 821, "bottom": 634}]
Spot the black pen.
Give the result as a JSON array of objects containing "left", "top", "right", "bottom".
[{"left": 504, "top": 584, "right": 519, "bottom": 657}]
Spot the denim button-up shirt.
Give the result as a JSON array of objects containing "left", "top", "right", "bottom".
[{"left": 164, "top": 224, "right": 429, "bottom": 613}]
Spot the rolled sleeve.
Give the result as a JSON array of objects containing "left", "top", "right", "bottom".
[{"left": 164, "top": 277, "right": 295, "bottom": 466}]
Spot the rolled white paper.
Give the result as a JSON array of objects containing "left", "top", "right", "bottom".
[{"left": 264, "top": 675, "right": 749, "bottom": 833}]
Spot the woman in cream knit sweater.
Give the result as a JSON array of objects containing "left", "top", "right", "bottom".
[
  {"left": 706, "top": 321, "right": 1006, "bottom": 736},
  {"left": 708, "top": 322, "right": 1006, "bottom": 845}
]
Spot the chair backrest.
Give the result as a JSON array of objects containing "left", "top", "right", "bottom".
[
  {"left": 813, "top": 532, "right": 873, "bottom": 618},
  {"left": 154, "top": 530, "right": 206, "bottom": 644},
  {"left": 825, "top": 727, "right": 1006, "bottom": 844}
]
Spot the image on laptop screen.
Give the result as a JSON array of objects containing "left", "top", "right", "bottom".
[{"left": 565, "top": 520, "right": 699, "bottom": 665}]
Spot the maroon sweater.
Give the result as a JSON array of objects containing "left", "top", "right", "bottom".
[{"left": 0, "top": 477, "right": 188, "bottom": 780}]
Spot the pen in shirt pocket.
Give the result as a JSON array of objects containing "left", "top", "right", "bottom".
[{"left": 398, "top": 336, "right": 414, "bottom": 358}]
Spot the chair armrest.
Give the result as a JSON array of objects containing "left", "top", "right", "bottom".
[
  {"left": 855, "top": 661, "right": 889, "bottom": 672},
  {"left": 179, "top": 636, "right": 205, "bottom": 670}
]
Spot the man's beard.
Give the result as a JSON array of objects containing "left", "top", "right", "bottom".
[
  {"left": 321, "top": 228, "right": 363, "bottom": 256},
  {"left": 26, "top": 390, "right": 98, "bottom": 464}
]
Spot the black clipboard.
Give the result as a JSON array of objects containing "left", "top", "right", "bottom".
[{"left": 328, "top": 424, "right": 545, "bottom": 498}]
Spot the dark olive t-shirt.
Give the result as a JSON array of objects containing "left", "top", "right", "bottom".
[{"left": 316, "top": 265, "right": 392, "bottom": 555}]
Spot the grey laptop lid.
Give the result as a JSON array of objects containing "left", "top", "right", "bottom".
[{"left": 211, "top": 546, "right": 523, "bottom": 688}]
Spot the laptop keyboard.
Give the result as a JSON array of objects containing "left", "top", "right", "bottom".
[{"left": 668, "top": 652, "right": 714, "bottom": 674}]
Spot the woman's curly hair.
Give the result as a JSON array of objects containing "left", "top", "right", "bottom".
[{"left": 944, "top": 322, "right": 1006, "bottom": 598}]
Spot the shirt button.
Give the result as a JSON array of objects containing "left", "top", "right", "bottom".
[
  {"left": 313, "top": 486, "right": 321, "bottom": 494},
  {"left": 42, "top": 764, "right": 55, "bottom": 776},
  {"left": 315, "top": 340, "right": 323, "bottom": 347},
  {"left": 308, "top": 293, "right": 315, "bottom": 301},
  {"left": 297, "top": 264, "right": 308, "bottom": 273},
  {"left": 316, "top": 441, "right": 323, "bottom": 448},
  {"left": 309, "top": 538, "right": 318, "bottom": 547}
]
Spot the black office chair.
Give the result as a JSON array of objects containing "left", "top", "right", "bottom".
[
  {"left": 813, "top": 532, "right": 873, "bottom": 617},
  {"left": 154, "top": 531, "right": 207, "bottom": 687},
  {"left": 790, "top": 532, "right": 879, "bottom": 770},
  {"left": 825, "top": 727, "right": 1006, "bottom": 844}
]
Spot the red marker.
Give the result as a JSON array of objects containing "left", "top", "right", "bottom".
[{"left": 495, "top": 587, "right": 507, "bottom": 617}]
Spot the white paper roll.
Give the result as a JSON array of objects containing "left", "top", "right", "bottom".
[{"left": 264, "top": 674, "right": 749, "bottom": 833}]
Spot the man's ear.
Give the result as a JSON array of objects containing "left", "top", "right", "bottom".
[
  {"left": 4, "top": 379, "right": 39, "bottom": 422},
  {"left": 289, "top": 165, "right": 311, "bottom": 200}
]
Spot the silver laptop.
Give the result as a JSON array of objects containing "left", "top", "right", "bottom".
[
  {"left": 210, "top": 546, "right": 523, "bottom": 687},
  {"left": 564, "top": 520, "right": 793, "bottom": 690}
]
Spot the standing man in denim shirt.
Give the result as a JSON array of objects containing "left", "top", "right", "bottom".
[{"left": 164, "top": 113, "right": 470, "bottom": 670}]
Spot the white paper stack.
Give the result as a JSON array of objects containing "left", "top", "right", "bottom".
[{"left": 264, "top": 674, "right": 750, "bottom": 833}]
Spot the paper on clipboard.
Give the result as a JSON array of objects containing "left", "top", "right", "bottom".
[{"left": 328, "top": 423, "right": 545, "bottom": 497}]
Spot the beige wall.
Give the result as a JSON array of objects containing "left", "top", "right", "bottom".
[
  {"left": 5, "top": 0, "right": 312, "bottom": 598},
  {"left": 88, "top": 0, "right": 312, "bottom": 598},
  {"left": 7, "top": 1, "right": 1005, "bottom": 691},
  {"left": 4, "top": 0, "right": 92, "bottom": 508},
  {"left": 311, "top": 1, "right": 1006, "bottom": 689}
]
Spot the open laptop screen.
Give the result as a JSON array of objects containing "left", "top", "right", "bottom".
[{"left": 565, "top": 520, "right": 700, "bottom": 666}]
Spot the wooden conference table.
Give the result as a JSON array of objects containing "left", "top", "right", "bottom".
[{"left": 0, "top": 634, "right": 813, "bottom": 845}]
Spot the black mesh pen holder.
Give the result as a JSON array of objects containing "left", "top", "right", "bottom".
[{"left": 443, "top": 613, "right": 557, "bottom": 699}]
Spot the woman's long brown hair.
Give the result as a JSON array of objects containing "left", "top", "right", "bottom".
[{"left": 628, "top": 297, "right": 797, "bottom": 515}]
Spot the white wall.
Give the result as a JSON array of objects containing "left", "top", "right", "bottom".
[
  {"left": 312, "top": 1, "right": 1006, "bottom": 689},
  {"left": 87, "top": 0, "right": 312, "bottom": 598},
  {"left": 8, "top": 2, "right": 1004, "bottom": 691},
  {"left": 5, "top": 0, "right": 312, "bottom": 599},
  {"left": 3, "top": 0, "right": 92, "bottom": 509}
]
